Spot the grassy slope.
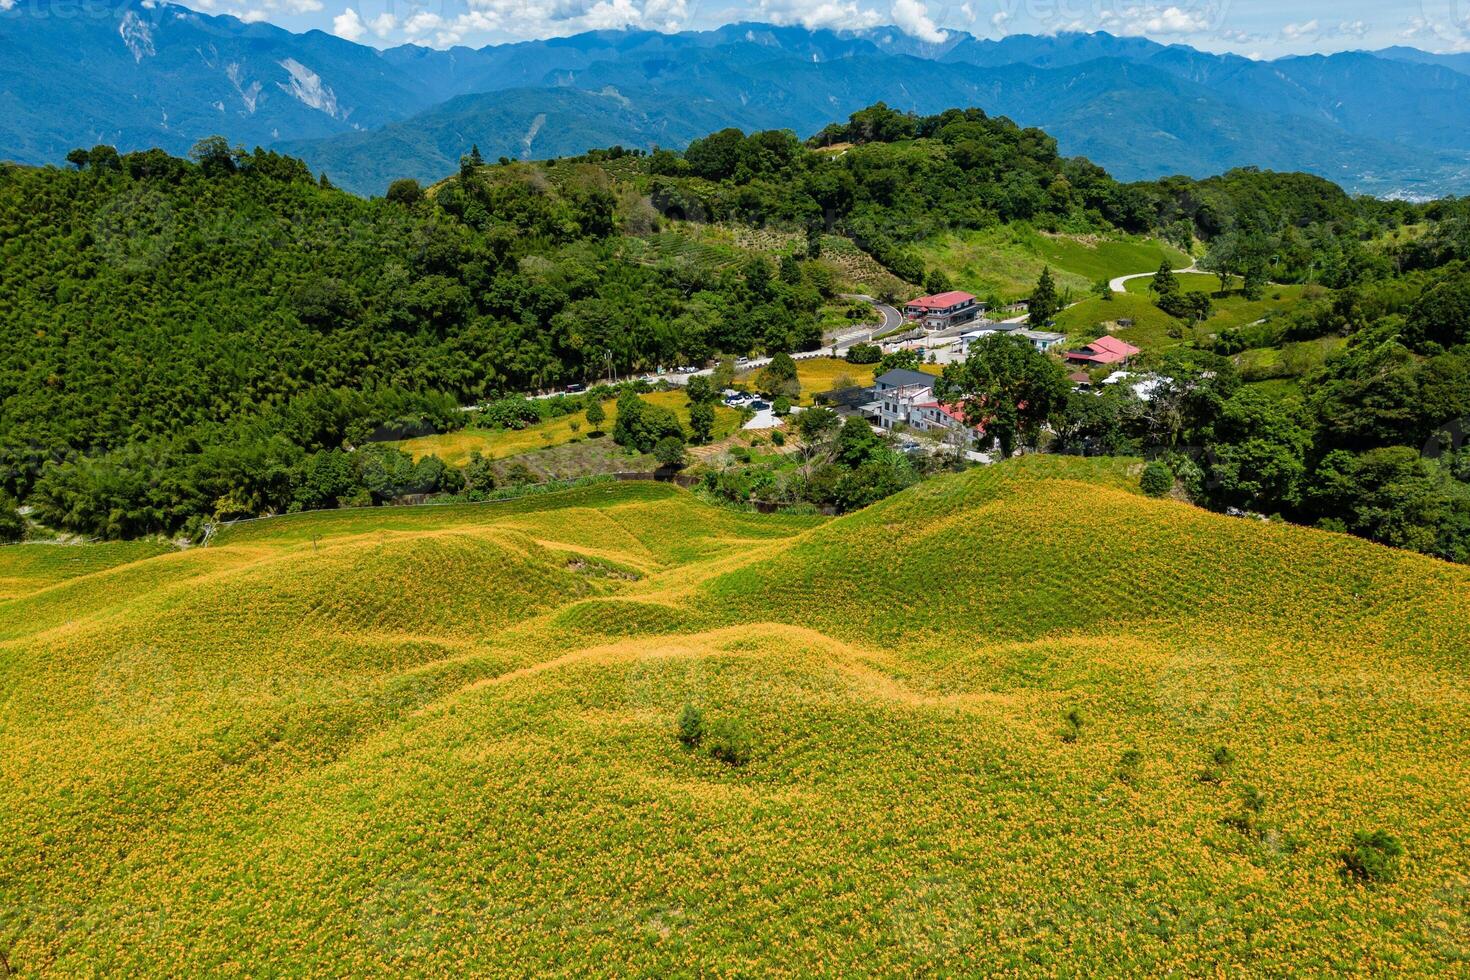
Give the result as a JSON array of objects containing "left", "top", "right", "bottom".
[
  {"left": 918, "top": 225, "right": 1190, "bottom": 302},
  {"left": 0, "top": 460, "right": 1466, "bottom": 974},
  {"left": 391, "top": 391, "right": 739, "bottom": 466},
  {"left": 1057, "top": 275, "right": 1313, "bottom": 355}
]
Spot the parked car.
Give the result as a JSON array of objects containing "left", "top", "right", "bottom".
[
  {"left": 565, "top": 383, "right": 586, "bottom": 394},
  {"left": 750, "top": 400, "right": 771, "bottom": 411}
]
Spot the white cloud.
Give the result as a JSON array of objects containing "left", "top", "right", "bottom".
[
  {"left": 1401, "top": 13, "right": 1470, "bottom": 51},
  {"left": 0, "top": 0, "right": 17, "bottom": 8},
  {"left": 402, "top": 10, "right": 445, "bottom": 36},
  {"left": 583, "top": 0, "right": 642, "bottom": 30},
  {"left": 331, "top": 7, "right": 366, "bottom": 39},
  {"left": 642, "top": 0, "right": 687, "bottom": 30},
  {"left": 239, "top": 7, "right": 271, "bottom": 21},
  {"left": 1337, "top": 20, "right": 1368, "bottom": 39},
  {"left": 1281, "top": 19, "right": 1318, "bottom": 41},
  {"left": 367, "top": 11, "right": 396, "bottom": 35},
  {"left": 1129, "top": 6, "right": 1210, "bottom": 36},
  {"left": 748, "top": 0, "right": 881, "bottom": 32},
  {"left": 891, "top": 0, "right": 945, "bottom": 43}
]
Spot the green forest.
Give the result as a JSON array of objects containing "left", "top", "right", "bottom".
[{"left": 2, "top": 104, "right": 1468, "bottom": 560}]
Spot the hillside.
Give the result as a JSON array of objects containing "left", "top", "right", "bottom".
[{"left": 1, "top": 458, "right": 1466, "bottom": 973}]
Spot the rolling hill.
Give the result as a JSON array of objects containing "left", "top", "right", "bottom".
[{"left": 1, "top": 458, "right": 1466, "bottom": 973}]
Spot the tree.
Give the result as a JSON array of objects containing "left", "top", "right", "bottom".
[
  {"left": 796, "top": 406, "right": 841, "bottom": 446},
  {"left": 653, "top": 435, "right": 687, "bottom": 469},
  {"left": 585, "top": 400, "right": 607, "bottom": 433},
  {"left": 924, "top": 268, "right": 952, "bottom": 294},
  {"left": 189, "top": 135, "right": 237, "bottom": 176},
  {"left": 877, "top": 348, "right": 921, "bottom": 375},
  {"left": 685, "top": 374, "right": 717, "bottom": 405},
  {"left": 0, "top": 492, "right": 24, "bottom": 543},
  {"left": 1028, "top": 267, "right": 1062, "bottom": 327},
  {"left": 688, "top": 402, "right": 715, "bottom": 444},
  {"left": 386, "top": 178, "right": 424, "bottom": 206},
  {"left": 773, "top": 396, "right": 791, "bottom": 417},
  {"left": 611, "top": 389, "right": 643, "bottom": 447},
  {"left": 758, "top": 352, "right": 800, "bottom": 399},
  {"left": 834, "top": 415, "right": 885, "bottom": 467},
  {"left": 845, "top": 343, "right": 881, "bottom": 364},
  {"left": 1206, "top": 388, "right": 1313, "bottom": 513},
  {"left": 1405, "top": 274, "right": 1470, "bottom": 351},
  {"left": 933, "top": 334, "right": 1070, "bottom": 458},
  {"left": 462, "top": 451, "right": 497, "bottom": 496}
]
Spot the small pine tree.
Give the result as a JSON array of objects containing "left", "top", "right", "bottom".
[
  {"left": 677, "top": 703, "right": 704, "bottom": 747},
  {"left": 1028, "top": 267, "right": 1061, "bottom": 327}
]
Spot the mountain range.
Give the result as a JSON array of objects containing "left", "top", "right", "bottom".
[{"left": 4, "top": 1, "right": 1470, "bottom": 197}]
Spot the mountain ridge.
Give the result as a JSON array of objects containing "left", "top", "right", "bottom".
[{"left": 4, "top": 4, "right": 1470, "bottom": 197}]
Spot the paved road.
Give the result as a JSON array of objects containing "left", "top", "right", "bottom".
[
  {"left": 831, "top": 294, "right": 902, "bottom": 350},
  {"left": 1109, "top": 262, "right": 1199, "bottom": 294}
]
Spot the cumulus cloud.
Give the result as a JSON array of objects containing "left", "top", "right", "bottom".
[
  {"left": 1401, "top": 13, "right": 1470, "bottom": 51},
  {"left": 331, "top": 6, "right": 366, "bottom": 39},
  {"left": 583, "top": 0, "right": 642, "bottom": 30},
  {"left": 752, "top": 0, "right": 883, "bottom": 32},
  {"left": 401, "top": 9, "right": 445, "bottom": 37},
  {"left": 1281, "top": 19, "right": 1318, "bottom": 41},
  {"left": 1127, "top": 5, "right": 1210, "bottom": 36},
  {"left": 891, "top": 0, "right": 946, "bottom": 43},
  {"left": 0, "top": 0, "right": 15, "bottom": 9},
  {"left": 238, "top": 7, "right": 271, "bottom": 21}
]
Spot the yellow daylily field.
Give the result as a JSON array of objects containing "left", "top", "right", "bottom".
[{"left": 1, "top": 458, "right": 1466, "bottom": 974}]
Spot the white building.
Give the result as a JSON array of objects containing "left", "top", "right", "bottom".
[{"left": 869, "top": 368, "right": 936, "bottom": 431}]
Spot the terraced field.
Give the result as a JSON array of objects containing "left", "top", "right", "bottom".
[{"left": 1, "top": 459, "right": 1466, "bottom": 974}]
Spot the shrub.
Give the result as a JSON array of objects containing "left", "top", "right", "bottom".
[
  {"left": 1115, "top": 749, "right": 1143, "bottom": 785},
  {"left": 1141, "top": 461, "right": 1174, "bottom": 497},
  {"left": 846, "top": 342, "right": 882, "bottom": 364},
  {"left": 705, "top": 716, "right": 753, "bottom": 767},
  {"left": 481, "top": 397, "right": 542, "bottom": 430},
  {"left": 1223, "top": 785, "right": 1269, "bottom": 837},
  {"left": 773, "top": 396, "right": 792, "bottom": 417},
  {"left": 676, "top": 704, "right": 705, "bottom": 747},
  {"left": 503, "top": 461, "right": 536, "bottom": 486},
  {"left": 1061, "top": 708, "right": 1083, "bottom": 743},
  {"left": 1198, "top": 745, "right": 1235, "bottom": 784},
  {"left": 771, "top": 431, "right": 786, "bottom": 447},
  {"left": 1339, "top": 830, "right": 1404, "bottom": 883}
]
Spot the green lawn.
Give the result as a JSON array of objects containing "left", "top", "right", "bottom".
[
  {"left": 917, "top": 225, "right": 1189, "bottom": 302},
  {"left": 1056, "top": 276, "right": 1316, "bottom": 356}
]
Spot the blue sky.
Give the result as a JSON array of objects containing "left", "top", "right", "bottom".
[{"left": 176, "top": 0, "right": 1470, "bottom": 57}]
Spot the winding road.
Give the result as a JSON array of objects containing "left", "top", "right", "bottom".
[{"left": 1109, "top": 262, "right": 1199, "bottom": 294}]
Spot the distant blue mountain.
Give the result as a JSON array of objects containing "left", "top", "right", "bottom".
[{"left": 4, "top": 5, "right": 1469, "bottom": 198}]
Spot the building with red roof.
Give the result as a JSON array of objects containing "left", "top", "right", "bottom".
[
  {"left": 904, "top": 290, "right": 980, "bottom": 330},
  {"left": 912, "top": 399, "right": 997, "bottom": 451},
  {"left": 1064, "top": 335, "right": 1140, "bottom": 365}
]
